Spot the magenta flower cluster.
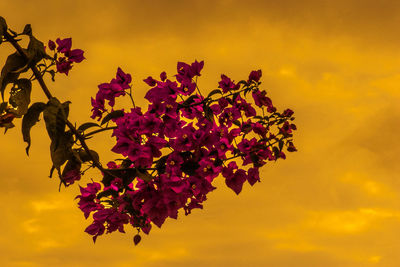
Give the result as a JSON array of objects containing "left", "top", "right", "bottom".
[
  {"left": 79, "top": 60, "right": 296, "bottom": 242},
  {"left": 91, "top": 68, "right": 131, "bottom": 120},
  {"left": 48, "top": 38, "right": 85, "bottom": 75}
]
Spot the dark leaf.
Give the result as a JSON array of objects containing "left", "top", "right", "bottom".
[
  {"left": 9, "top": 78, "right": 32, "bottom": 116},
  {"left": 27, "top": 35, "right": 50, "bottom": 65},
  {"left": 181, "top": 160, "right": 200, "bottom": 176},
  {"left": 207, "top": 89, "right": 222, "bottom": 98},
  {"left": 278, "top": 140, "right": 284, "bottom": 151},
  {"left": 232, "top": 92, "right": 239, "bottom": 102},
  {"left": 50, "top": 131, "right": 73, "bottom": 175},
  {"left": 0, "top": 16, "right": 7, "bottom": 45},
  {"left": 0, "top": 51, "right": 29, "bottom": 100},
  {"left": 78, "top": 122, "right": 100, "bottom": 132},
  {"left": 120, "top": 159, "right": 133, "bottom": 168},
  {"left": 179, "top": 94, "right": 200, "bottom": 108},
  {"left": 136, "top": 169, "right": 153, "bottom": 182},
  {"left": 22, "top": 24, "right": 32, "bottom": 36},
  {"left": 49, "top": 70, "right": 55, "bottom": 81},
  {"left": 61, "top": 153, "right": 81, "bottom": 178},
  {"left": 0, "top": 101, "right": 7, "bottom": 114},
  {"left": 155, "top": 155, "right": 168, "bottom": 174},
  {"left": 96, "top": 189, "right": 119, "bottom": 199},
  {"left": 102, "top": 168, "right": 137, "bottom": 187},
  {"left": 232, "top": 120, "right": 241, "bottom": 127},
  {"left": 133, "top": 234, "right": 141, "bottom": 245},
  {"left": 101, "top": 110, "right": 124, "bottom": 125},
  {"left": 272, "top": 146, "right": 280, "bottom": 159},
  {"left": 203, "top": 104, "right": 213, "bottom": 122},
  {"left": 78, "top": 149, "right": 100, "bottom": 163},
  {"left": 242, "top": 124, "right": 252, "bottom": 134},
  {"left": 43, "top": 97, "right": 67, "bottom": 148},
  {"left": 22, "top": 102, "right": 46, "bottom": 155}
]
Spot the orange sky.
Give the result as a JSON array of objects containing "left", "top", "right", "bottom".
[{"left": 1, "top": 0, "right": 400, "bottom": 266}]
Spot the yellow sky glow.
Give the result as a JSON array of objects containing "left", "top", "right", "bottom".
[{"left": 1, "top": 0, "right": 400, "bottom": 266}]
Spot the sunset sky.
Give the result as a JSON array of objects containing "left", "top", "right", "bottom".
[{"left": 1, "top": 0, "right": 400, "bottom": 266}]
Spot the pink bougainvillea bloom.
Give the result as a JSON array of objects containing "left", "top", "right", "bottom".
[
  {"left": 115, "top": 67, "right": 132, "bottom": 89},
  {"left": 287, "top": 141, "right": 297, "bottom": 152},
  {"left": 85, "top": 220, "right": 105, "bottom": 243},
  {"left": 248, "top": 69, "right": 262, "bottom": 83},
  {"left": 65, "top": 49, "right": 85, "bottom": 63},
  {"left": 62, "top": 169, "right": 81, "bottom": 186},
  {"left": 218, "top": 74, "right": 239, "bottom": 93},
  {"left": 283, "top": 108, "right": 294, "bottom": 117},
  {"left": 56, "top": 57, "right": 73, "bottom": 75},
  {"left": 90, "top": 96, "right": 106, "bottom": 120},
  {"left": 143, "top": 76, "right": 157, "bottom": 86},
  {"left": 190, "top": 60, "right": 204, "bottom": 76},
  {"left": 252, "top": 89, "right": 276, "bottom": 112},
  {"left": 56, "top": 37, "right": 72, "bottom": 53},
  {"left": 247, "top": 167, "right": 260, "bottom": 186},
  {"left": 225, "top": 169, "right": 247, "bottom": 195},
  {"left": 48, "top": 40, "right": 56, "bottom": 50},
  {"left": 160, "top": 71, "right": 167, "bottom": 81},
  {"left": 76, "top": 182, "right": 102, "bottom": 219}
]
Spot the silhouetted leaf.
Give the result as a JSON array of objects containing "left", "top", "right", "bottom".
[
  {"left": 27, "top": 35, "right": 50, "bottom": 65},
  {"left": 22, "top": 24, "right": 32, "bottom": 36},
  {"left": 133, "top": 234, "right": 141, "bottom": 245},
  {"left": 232, "top": 120, "right": 241, "bottom": 127},
  {"left": 78, "top": 149, "right": 100, "bottom": 163},
  {"left": 0, "top": 101, "right": 7, "bottom": 114},
  {"left": 102, "top": 169, "right": 126, "bottom": 187},
  {"left": 50, "top": 131, "right": 73, "bottom": 176},
  {"left": 49, "top": 69, "right": 55, "bottom": 81},
  {"left": 136, "top": 169, "right": 153, "bottom": 182},
  {"left": 78, "top": 122, "right": 100, "bottom": 132},
  {"left": 279, "top": 140, "right": 284, "bottom": 151},
  {"left": 43, "top": 98, "right": 69, "bottom": 149},
  {"left": 96, "top": 189, "right": 119, "bottom": 199},
  {"left": 61, "top": 153, "right": 81, "bottom": 178},
  {"left": 155, "top": 155, "right": 168, "bottom": 174},
  {"left": 0, "top": 16, "right": 7, "bottom": 45},
  {"left": 203, "top": 104, "right": 213, "bottom": 122},
  {"left": 101, "top": 109, "right": 124, "bottom": 125},
  {"left": 9, "top": 78, "right": 32, "bottom": 116},
  {"left": 232, "top": 92, "right": 239, "bottom": 102},
  {"left": 207, "top": 89, "right": 222, "bottom": 98},
  {"left": 0, "top": 51, "right": 29, "bottom": 100},
  {"left": 22, "top": 102, "right": 46, "bottom": 155},
  {"left": 272, "top": 146, "right": 280, "bottom": 159},
  {"left": 179, "top": 94, "right": 200, "bottom": 108},
  {"left": 181, "top": 160, "right": 200, "bottom": 176}
]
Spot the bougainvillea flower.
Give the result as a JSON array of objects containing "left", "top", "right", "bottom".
[
  {"left": 65, "top": 49, "right": 85, "bottom": 63},
  {"left": 143, "top": 76, "right": 157, "bottom": 86},
  {"left": 247, "top": 167, "right": 260, "bottom": 186},
  {"left": 56, "top": 37, "right": 72, "bottom": 53},
  {"left": 248, "top": 69, "right": 262, "bottom": 83},
  {"left": 218, "top": 74, "right": 239, "bottom": 93},
  {"left": 56, "top": 57, "right": 73, "bottom": 75},
  {"left": 48, "top": 40, "right": 56, "bottom": 50},
  {"left": 62, "top": 169, "right": 81, "bottom": 186},
  {"left": 225, "top": 169, "right": 247, "bottom": 195},
  {"left": 160, "top": 71, "right": 167, "bottom": 81}
]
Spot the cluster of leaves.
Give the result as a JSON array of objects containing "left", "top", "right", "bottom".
[
  {"left": 0, "top": 17, "right": 88, "bottom": 189},
  {"left": 0, "top": 17, "right": 297, "bottom": 245}
]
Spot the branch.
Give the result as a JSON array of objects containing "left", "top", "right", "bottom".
[{"left": 3, "top": 30, "right": 108, "bottom": 174}]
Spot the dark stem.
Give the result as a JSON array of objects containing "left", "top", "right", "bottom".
[
  {"left": 4, "top": 30, "right": 109, "bottom": 174},
  {"left": 84, "top": 126, "right": 117, "bottom": 138}
]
